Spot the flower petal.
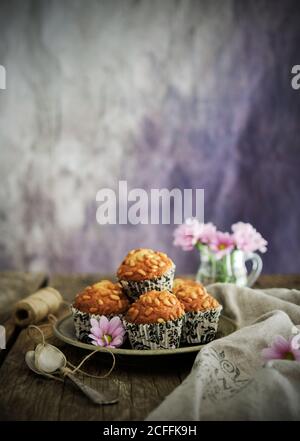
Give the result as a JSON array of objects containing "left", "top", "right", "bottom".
[
  {"left": 111, "top": 337, "right": 124, "bottom": 347},
  {"left": 99, "top": 316, "right": 109, "bottom": 334},
  {"left": 291, "top": 334, "right": 300, "bottom": 350},
  {"left": 108, "top": 316, "right": 123, "bottom": 334},
  {"left": 262, "top": 347, "right": 283, "bottom": 361},
  {"left": 94, "top": 338, "right": 105, "bottom": 347},
  {"left": 90, "top": 318, "right": 99, "bottom": 328},
  {"left": 272, "top": 335, "right": 290, "bottom": 353},
  {"left": 111, "top": 326, "right": 126, "bottom": 338},
  {"left": 90, "top": 326, "right": 102, "bottom": 338}
]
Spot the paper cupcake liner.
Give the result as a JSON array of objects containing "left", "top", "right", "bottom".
[
  {"left": 118, "top": 265, "right": 176, "bottom": 301},
  {"left": 123, "top": 316, "right": 183, "bottom": 350},
  {"left": 181, "top": 305, "right": 223, "bottom": 344},
  {"left": 71, "top": 306, "right": 123, "bottom": 343}
]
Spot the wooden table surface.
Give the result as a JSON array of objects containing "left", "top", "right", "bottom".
[{"left": 0, "top": 272, "right": 299, "bottom": 421}]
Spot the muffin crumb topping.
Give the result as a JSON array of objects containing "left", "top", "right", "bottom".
[
  {"left": 74, "top": 280, "right": 129, "bottom": 315},
  {"left": 117, "top": 249, "right": 174, "bottom": 281},
  {"left": 125, "top": 290, "right": 184, "bottom": 324},
  {"left": 173, "top": 278, "right": 220, "bottom": 312}
]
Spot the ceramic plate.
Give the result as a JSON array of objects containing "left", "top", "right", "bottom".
[{"left": 53, "top": 313, "right": 237, "bottom": 356}]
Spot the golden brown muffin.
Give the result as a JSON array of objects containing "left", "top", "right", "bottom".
[
  {"left": 173, "top": 278, "right": 207, "bottom": 293},
  {"left": 174, "top": 283, "right": 219, "bottom": 313},
  {"left": 117, "top": 248, "right": 174, "bottom": 282},
  {"left": 125, "top": 290, "right": 185, "bottom": 324},
  {"left": 73, "top": 280, "right": 129, "bottom": 315}
]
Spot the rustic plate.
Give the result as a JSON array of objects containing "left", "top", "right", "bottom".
[{"left": 53, "top": 313, "right": 237, "bottom": 356}]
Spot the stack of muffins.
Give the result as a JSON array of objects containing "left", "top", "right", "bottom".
[{"left": 72, "top": 248, "right": 222, "bottom": 350}]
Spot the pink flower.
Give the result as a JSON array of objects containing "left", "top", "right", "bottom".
[
  {"left": 262, "top": 335, "right": 300, "bottom": 362},
  {"left": 209, "top": 231, "right": 235, "bottom": 259},
  {"left": 89, "top": 316, "right": 125, "bottom": 348},
  {"left": 198, "top": 222, "right": 218, "bottom": 245},
  {"left": 173, "top": 218, "right": 203, "bottom": 251},
  {"left": 232, "top": 222, "right": 267, "bottom": 253},
  {"left": 173, "top": 219, "right": 217, "bottom": 251}
]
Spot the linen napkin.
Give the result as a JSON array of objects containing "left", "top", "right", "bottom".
[{"left": 146, "top": 283, "right": 300, "bottom": 421}]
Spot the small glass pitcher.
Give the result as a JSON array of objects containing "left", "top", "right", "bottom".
[{"left": 196, "top": 246, "right": 262, "bottom": 287}]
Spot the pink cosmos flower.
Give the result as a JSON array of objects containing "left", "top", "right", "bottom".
[
  {"left": 262, "top": 335, "right": 300, "bottom": 362},
  {"left": 173, "top": 219, "right": 217, "bottom": 251},
  {"left": 198, "top": 222, "right": 218, "bottom": 245},
  {"left": 89, "top": 316, "right": 125, "bottom": 348},
  {"left": 232, "top": 222, "right": 267, "bottom": 253},
  {"left": 209, "top": 231, "right": 235, "bottom": 259},
  {"left": 173, "top": 218, "right": 203, "bottom": 251}
]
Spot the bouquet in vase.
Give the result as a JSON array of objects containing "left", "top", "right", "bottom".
[{"left": 173, "top": 219, "right": 267, "bottom": 287}]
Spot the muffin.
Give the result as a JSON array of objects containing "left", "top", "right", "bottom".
[
  {"left": 117, "top": 248, "right": 175, "bottom": 301},
  {"left": 174, "top": 279, "right": 222, "bottom": 344},
  {"left": 72, "top": 280, "right": 129, "bottom": 342},
  {"left": 124, "top": 290, "right": 185, "bottom": 350},
  {"left": 173, "top": 278, "right": 207, "bottom": 293}
]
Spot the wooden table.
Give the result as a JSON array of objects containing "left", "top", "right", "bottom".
[{"left": 0, "top": 272, "right": 299, "bottom": 421}]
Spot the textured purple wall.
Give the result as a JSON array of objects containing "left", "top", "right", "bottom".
[{"left": 0, "top": 0, "right": 300, "bottom": 275}]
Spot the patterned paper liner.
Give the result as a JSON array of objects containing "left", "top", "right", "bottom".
[
  {"left": 123, "top": 316, "right": 183, "bottom": 350},
  {"left": 71, "top": 306, "right": 123, "bottom": 343},
  {"left": 118, "top": 265, "right": 176, "bottom": 301},
  {"left": 181, "top": 305, "right": 223, "bottom": 345}
]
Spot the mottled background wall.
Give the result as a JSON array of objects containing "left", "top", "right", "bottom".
[{"left": 0, "top": 0, "right": 299, "bottom": 275}]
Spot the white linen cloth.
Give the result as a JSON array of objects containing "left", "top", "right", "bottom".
[{"left": 146, "top": 284, "right": 300, "bottom": 421}]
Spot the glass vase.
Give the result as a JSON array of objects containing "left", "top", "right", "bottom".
[{"left": 196, "top": 246, "right": 262, "bottom": 287}]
